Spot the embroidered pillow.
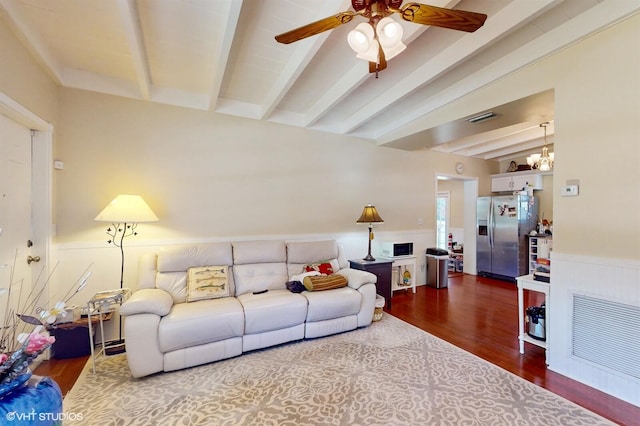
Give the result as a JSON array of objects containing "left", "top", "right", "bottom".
[
  {"left": 304, "top": 262, "right": 334, "bottom": 275},
  {"left": 302, "top": 275, "right": 347, "bottom": 291},
  {"left": 187, "top": 266, "right": 230, "bottom": 302}
]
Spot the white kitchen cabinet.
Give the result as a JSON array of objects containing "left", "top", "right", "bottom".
[{"left": 491, "top": 171, "right": 544, "bottom": 192}]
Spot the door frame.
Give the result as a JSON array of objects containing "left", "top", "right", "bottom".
[
  {"left": 0, "top": 92, "right": 53, "bottom": 292},
  {"left": 436, "top": 173, "right": 478, "bottom": 275}
]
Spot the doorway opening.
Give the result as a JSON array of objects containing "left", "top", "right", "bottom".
[
  {"left": 436, "top": 191, "right": 450, "bottom": 250},
  {"left": 436, "top": 174, "right": 478, "bottom": 276}
]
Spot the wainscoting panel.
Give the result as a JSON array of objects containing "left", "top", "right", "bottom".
[{"left": 549, "top": 252, "right": 640, "bottom": 407}]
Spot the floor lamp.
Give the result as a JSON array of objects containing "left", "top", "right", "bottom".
[
  {"left": 95, "top": 194, "right": 158, "bottom": 354},
  {"left": 356, "top": 204, "right": 384, "bottom": 261}
]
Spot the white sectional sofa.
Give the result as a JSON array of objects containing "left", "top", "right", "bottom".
[{"left": 120, "top": 239, "right": 377, "bottom": 378}]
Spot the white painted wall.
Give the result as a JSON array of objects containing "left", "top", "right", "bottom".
[{"left": 459, "top": 14, "right": 640, "bottom": 405}]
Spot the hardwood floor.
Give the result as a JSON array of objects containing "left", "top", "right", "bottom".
[
  {"left": 388, "top": 273, "right": 640, "bottom": 426},
  {"left": 35, "top": 273, "right": 639, "bottom": 425}
]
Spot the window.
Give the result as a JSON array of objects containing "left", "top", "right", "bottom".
[{"left": 436, "top": 191, "right": 450, "bottom": 250}]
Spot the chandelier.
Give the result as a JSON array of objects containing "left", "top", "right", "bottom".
[{"left": 527, "top": 122, "right": 554, "bottom": 171}]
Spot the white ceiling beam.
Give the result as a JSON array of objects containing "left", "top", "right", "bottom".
[
  {"left": 116, "top": 0, "right": 151, "bottom": 100},
  {"left": 296, "top": 0, "right": 457, "bottom": 128},
  {"left": 431, "top": 121, "right": 548, "bottom": 153},
  {"left": 300, "top": 20, "right": 427, "bottom": 128},
  {"left": 340, "top": 0, "right": 558, "bottom": 135},
  {"left": 376, "top": 0, "right": 640, "bottom": 144},
  {"left": 259, "top": 0, "right": 351, "bottom": 121},
  {"left": 440, "top": 122, "right": 554, "bottom": 160},
  {"left": 476, "top": 137, "right": 555, "bottom": 160},
  {"left": 208, "top": 0, "right": 243, "bottom": 111},
  {"left": 0, "top": 0, "right": 63, "bottom": 84}
]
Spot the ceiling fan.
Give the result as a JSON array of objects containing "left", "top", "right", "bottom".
[{"left": 275, "top": 0, "right": 487, "bottom": 75}]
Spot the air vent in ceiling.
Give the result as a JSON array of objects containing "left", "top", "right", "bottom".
[{"left": 467, "top": 112, "right": 498, "bottom": 123}]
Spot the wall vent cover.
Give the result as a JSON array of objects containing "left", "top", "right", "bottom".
[{"left": 572, "top": 294, "right": 640, "bottom": 380}]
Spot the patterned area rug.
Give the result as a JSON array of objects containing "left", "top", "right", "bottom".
[{"left": 63, "top": 315, "right": 613, "bottom": 425}]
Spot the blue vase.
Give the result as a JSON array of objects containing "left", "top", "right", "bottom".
[{"left": 0, "top": 371, "right": 63, "bottom": 425}]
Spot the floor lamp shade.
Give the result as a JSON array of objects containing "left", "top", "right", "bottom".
[
  {"left": 95, "top": 194, "right": 159, "bottom": 223},
  {"left": 356, "top": 204, "right": 384, "bottom": 261}
]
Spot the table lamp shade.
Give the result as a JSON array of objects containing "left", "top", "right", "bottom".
[
  {"left": 356, "top": 204, "right": 383, "bottom": 224},
  {"left": 95, "top": 194, "right": 158, "bottom": 223},
  {"left": 356, "top": 204, "right": 383, "bottom": 261}
]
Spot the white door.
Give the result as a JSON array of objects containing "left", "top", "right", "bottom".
[{"left": 0, "top": 113, "right": 34, "bottom": 346}]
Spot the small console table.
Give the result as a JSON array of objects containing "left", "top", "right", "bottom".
[
  {"left": 516, "top": 274, "right": 549, "bottom": 363},
  {"left": 388, "top": 256, "right": 417, "bottom": 294},
  {"left": 349, "top": 258, "right": 393, "bottom": 308}
]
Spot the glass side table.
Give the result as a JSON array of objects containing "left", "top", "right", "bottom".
[{"left": 87, "top": 288, "right": 131, "bottom": 373}]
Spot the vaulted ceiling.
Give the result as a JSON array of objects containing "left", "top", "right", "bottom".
[{"left": 2, "top": 0, "right": 638, "bottom": 161}]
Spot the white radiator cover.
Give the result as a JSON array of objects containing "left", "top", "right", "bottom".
[
  {"left": 572, "top": 294, "right": 640, "bottom": 380},
  {"left": 549, "top": 252, "right": 640, "bottom": 407}
]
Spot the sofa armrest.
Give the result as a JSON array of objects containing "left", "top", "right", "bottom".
[
  {"left": 120, "top": 288, "right": 174, "bottom": 317},
  {"left": 336, "top": 268, "right": 377, "bottom": 290}
]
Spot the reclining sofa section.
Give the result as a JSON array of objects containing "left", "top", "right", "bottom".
[{"left": 120, "top": 239, "right": 377, "bottom": 378}]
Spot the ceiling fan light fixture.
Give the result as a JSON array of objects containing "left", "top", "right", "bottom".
[
  {"left": 377, "top": 17, "right": 402, "bottom": 43},
  {"left": 348, "top": 23, "right": 378, "bottom": 62},
  {"left": 382, "top": 41, "right": 406, "bottom": 60},
  {"left": 348, "top": 23, "right": 374, "bottom": 52},
  {"left": 377, "top": 17, "right": 406, "bottom": 60}
]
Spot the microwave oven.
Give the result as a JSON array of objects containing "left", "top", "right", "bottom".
[{"left": 381, "top": 242, "right": 414, "bottom": 257}]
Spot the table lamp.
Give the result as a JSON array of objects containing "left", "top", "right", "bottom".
[{"left": 356, "top": 204, "right": 384, "bottom": 261}]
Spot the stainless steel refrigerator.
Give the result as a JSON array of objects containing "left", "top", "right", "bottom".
[{"left": 476, "top": 194, "right": 538, "bottom": 281}]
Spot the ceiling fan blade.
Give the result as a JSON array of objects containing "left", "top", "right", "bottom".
[
  {"left": 275, "top": 11, "right": 357, "bottom": 44},
  {"left": 400, "top": 3, "right": 487, "bottom": 33}
]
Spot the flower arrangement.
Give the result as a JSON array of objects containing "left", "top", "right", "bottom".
[
  {"left": 0, "top": 246, "right": 91, "bottom": 386},
  {"left": 0, "top": 326, "right": 55, "bottom": 384}
]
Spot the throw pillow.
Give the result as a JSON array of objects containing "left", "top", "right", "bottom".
[
  {"left": 302, "top": 275, "right": 348, "bottom": 291},
  {"left": 304, "top": 262, "right": 334, "bottom": 275},
  {"left": 187, "top": 265, "right": 230, "bottom": 302}
]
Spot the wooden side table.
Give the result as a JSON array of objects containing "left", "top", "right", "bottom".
[{"left": 349, "top": 258, "right": 393, "bottom": 308}]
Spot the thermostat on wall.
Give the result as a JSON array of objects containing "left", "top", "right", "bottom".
[{"left": 560, "top": 185, "right": 579, "bottom": 196}]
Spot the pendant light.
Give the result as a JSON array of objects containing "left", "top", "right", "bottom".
[{"left": 527, "top": 122, "right": 555, "bottom": 171}]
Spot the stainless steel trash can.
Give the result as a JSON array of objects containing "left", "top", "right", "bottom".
[{"left": 426, "top": 248, "right": 449, "bottom": 288}]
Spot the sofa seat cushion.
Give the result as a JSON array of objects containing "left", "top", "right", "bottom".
[
  {"left": 158, "top": 297, "right": 244, "bottom": 353},
  {"left": 237, "top": 290, "right": 308, "bottom": 334},
  {"left": 303, "top": 286, "right": 361, "bottom": 322}
]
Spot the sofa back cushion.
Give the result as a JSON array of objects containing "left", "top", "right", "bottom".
[
  {"left": 232, "top": 240, "right": 288, "bottom": 296},
  {"left": 286, "top": 240, "right": 345, "bottom": 278},
  {"left": 155, "top": 243, "right": 234, "bottom": 303}
]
